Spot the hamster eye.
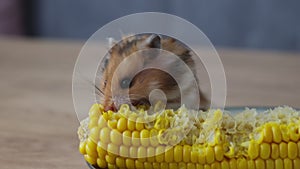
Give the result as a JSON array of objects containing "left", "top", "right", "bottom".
[{"left": 120, "top": 78, "right": 132, "bottom": 89}]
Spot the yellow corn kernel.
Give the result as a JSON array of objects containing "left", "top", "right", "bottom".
[
  {"left": 110, "top": 129, "right": 122, "bottom": 146},
  {"left": 211, "top": 162, "right": 221, "bottom": 169},
  {"left": 170, "top": 163, "right": 178, "bottom": 169},
  {"left": 289, "top": 124, "right": 300, "bottom": 142},
  {"left": 288, "top": 142, "right": 298, "bottom": 159},
  {"left": 100, "top": 127, "right": 111, "bottom": 143},
  {"left": 191, "top": 150, "right": 198, "bottom": 163},
  {"left": 107, "top": 143, "right": 119, "bottom": 155},
  {"left": 263, "top": 123, "right": 273, "bottom": 143},
  {"left": 102, "top": 112, "right": 109, "bottom": 121},
  {"left": 266, "top": 159, "right": 274, "bottom": 169},
  {"left": 280, "top": 124, "right": 290, "bottom": 142},
  {"left": 220, "top": 161, "right": 229, "bottom": 169},
  {"left": 272, "top": 123, "right": 282, "bottom": 143},
  {"left": 248, "top": 141, "right": 259, "bottom": 159},
  {"left": 132, "top": 131, "right": 140, "bottom": 146},
  {"left": 107, "top": 163, "right": 117, "bottom": 169},
  {"left": 255, "top": 158, "right": 265, "bottom": 169},
  {"left": 284, "top": 158, "right": 292, "bottom": 169},
  {"left": 89, "top": 104, "right": 102, "bottom": 117},
  {"left": 161, "top": 162, "right": 169, "bottom": 169},
  {"left": 183, "top": 145, "right": 191, "bottom": 163},
  {"left": 247, "top": 160, "right": 255, "bottom": 169},
  {"left": 206, "top": 146, "right": 215, "bottom": 164},
  {"left": 229, "top": 159, "right": 237, "bottom": 169},
  {"left": 178, "top": 162, "right": 187, "bottom": 169},
  {"left": 198, "top": 148, "right": 206, "bottom": 164},
  {"left": 88, "top": 117, "right": 98, "bottom": 130},
  {"left": 115, "top": 157, "right": 125, "bottom": 168},
  {"left": 97, "top": 158, "right": 108, "bottom": 168},
  {"left": 196, "top": 164, "right": 204, "bottom": 169},
  {"left": 122, "top": 130, "right": 132, "bottom": 146},
  {"left": 98, "top": 116, "right": 107, "bottom": 129},
  {"left": 155, "top": 146, "right": 165, "bottom": 163},
  {"left": 129, "top": 146, "right": 138, "bottom": 158},
  {"left": 117, "top": 117, "right": 127, "bottom": 132},
  {"left": 147, "top": 147, "right": 155, "bottom": 162},
  {"left": 79, "top": 141, "right": 86, "bottom": 154},
  {"left": 214, "top": 145, "right": 224, "bottom": 161},
  {"left": 187, "top": 163, "right": 196, "bottom": 169},
  {"left": 135, "top": 160, "right": 144, "bottom": 169},
  {"left": 174, "top": 145, "right": 183, "bottom": 162},
  {"left": 89, "top": 127, "right": 100, "bottom": 142},
  {"left": 137, "top": 146, "right": 147, "bottom": 159},
  {"left": 97, "top": 141, "right": 107, "bottom": 158},
  {"left": 144, "top": 162, "right": 153, "bottom": 169},
  {"left": 125, "top": 159, "right": 135, "bottom": 169},
  {"left": 204, "top": 164, "right": 211, "bottom": 169},
  {"left": 127, "top": 116, "right": 136, "bottom": 131},
  {"left": 237, "top": 158, "right": 247, "bottom": 169},
  {"left": 279, "top": 142, "right": 288, "bottom": 158},
  {"left": 153, "top": 162, "right": 160, "bottom": 169},
  {"left": 136, "top": 117, "right": 144, "bottom": 131},
  {"left": 271, "top": 143, "right": 279, "bottom": 159},
  {"left": 150, "top": 129, "right": 159, "bottom": 146},
  {"left": 119, "top": 145, "right": 129, "bottom": 157},
  {"left": 108, "top": 119, "right": 117, "bottom": 129},
  {"left": 260, "top": 143, "right": 271, "bottom": 160},
  {"left": 293, "top": 159, "right": 300, "bottom": 168},
  {"left": 275, "top": 158, "right": 283, "bottom": 169},
  {"left": 86, "top": 139, "right": 98, "bottom": 158},
  {"left": 105, "top": 154, "right": 116, "bottom": 164},
  {"left": 140, "top": 129, "right": 150, "bottom": 146},
  {"left": 84, "top": 154, "right": 97, "bottom": 165},
  {"left": 165, "top": 146, "right": 174, "bottom": 163}
]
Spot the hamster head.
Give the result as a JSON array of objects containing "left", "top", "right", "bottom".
[{"left": 98, "top": 34, "right": 204, "bottom": 111}]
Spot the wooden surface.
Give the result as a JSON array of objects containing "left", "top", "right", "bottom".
[{"left": 0, "top": 37, "right": 300, "bottom": 169}]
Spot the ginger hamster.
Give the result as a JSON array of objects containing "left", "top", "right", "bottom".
[{"left": 96, "top": 34, "right": 208, "bottom": 111}]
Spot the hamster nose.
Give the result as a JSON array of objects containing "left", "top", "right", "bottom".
[{"left": 104, "top": 103, "right": 117, "bottom": 112}]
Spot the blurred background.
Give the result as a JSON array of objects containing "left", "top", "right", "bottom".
[{"left": 1, "top": 0, "right": 299, "bottom": 51}]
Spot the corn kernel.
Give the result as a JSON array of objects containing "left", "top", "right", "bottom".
[
  {"left": 174, "top": 145, "right": 183, "bottom": 162},
  {"left": 255, "top": 158, "right": 265, "bottom": 169},
  {"left": 211, "top": 162, "right": 221, "bottom": 169},
  {"left": 107, "top": 143, "right": 119, "bottom": 155},
  {"left": 100, "top": 127, "right": 111, "bottom": 143},
  {"left": 271, "top": 143, "right": 279, "bottom": 159},
  {"left": 136, "top": 117, "right": 144, "bottom": 131},
  {"left": 275, "top": 158, "right": 283, "bottom": 169},
  {"left": 115, "top": 157, "right": 125, "bottom": 168},
  {"left": 97, "top": 141, "right": 107, "bottom": 158},
  {"left": 289, "top": 124, "right": 300, "bottom": 142},
  {"left": 206, "top": 146, "right": 215, "bottom": 164},
  {"left": 260, "top": 143, "right": 271, "bottom": 160},
  {"left": 196, "top": 164, "right": 204, "bottom": 169},
  {"left": 298, "top": 142, "right": 300, "bottom": 158},
  {"left": 89, "top": 127, "right": 100, "bottom": 143},
  {"left": 155, "top": 146, "right": 165, "bottom": 163},
  {"left": 272, "top": 124, "right": 282, "bottom": 143},
  {"left": 248, "top": 141, "right": 259, "bottom": 159},
  {"left": 161, "top": 162, "right": 169, "bottom": 169},
  {"left": 108, "top": 120, "right": 117, "bottom": 129},
  {"left": 97, "top": 158, "right": 108, "bottom": 168},
  {"left": 165, "top": 146, "right": 174, "bottom": 163},
  {"left": 187, "top": 163, "right": 196, "bottom": 169},
  {"left": 293, "top": 159, "right": 300, "bottom": 169},
  {"left": 135, "top": 160, "right": 144, "bottom": 169},
  {"left": 86, "top": 139, "right": 98, "bottom": 158},
  {"left": 132, "top": 131, "right": 140, "bottom": 146},
  {"left": 125, "top": 159, "right": 135, "bottom": 169},
  {"left": 89, "top": 104, "right": 102, "bottom": 118},
  {"left": 178, "top": 162, "right": 187, "bottom": 169},
  {"left": 144, "top": 162, "right": 153, "bottom": 169},
  {"left": 191, "top": 150, "right": 198, "bottom": 163},
  {"left": 150, "top": 129, "right": 159, "bottom": 146},
  {"left": 263, "top": 123, "right": 273, "bottom": 143},
  {"left": 122, "top": 130, "right": 132, "bottom": 146},
  {"left": 140, "top": 129, "right": 150, "bottom": 146},
  {"left": 247, "top": 160, "right": 255, "bottom": 169},
  {"left": 183, "top": 145, "right": 191, "bottom": 162},
  {"left": 288, "top": 142, "right": 298, "bottom": 159},
  {"left": 105, "top": 154, "right": 116, "bottom": 164},
  {"left": 280, "top": 124, "right": 290, "bottom": 142},
  {"left": 79, "top": 141, "right": 86, "bottom": 154},
  {"left": 266, "top": 159, "right": 274, "bottom": 169},
  {"left": 110, "top": 129, "right": 122, "bottom": 145},
  {"left": 88, "top": 117, "right": 98, "bottom": 130},
  {"left": 117, "top": 117, "right": 127, "bottom": 132},
  {"left": 229, "top": 159, "right": 237, "bottom": 169},
  {"left": 214, "top": 145, "right": 224, "bottom": 161},
  {"left": 279, "top": 142, "right": 288, "bottom": 158},
  {"left": 119, "top": 145, "right": 129, "bottom": 157},
  {"left": 284, "top": 158, "right": 292, "bottom": 169},
  {"left": 170, "top": 163, "right": 178, "bottom": 169},
  {"left": 137, "top": 146, "right": 147, "bottom": 159},
  {"left": 129, "top": 146, "right": 138, "bottom": 158},
  {"left": 204, "top": 164, "right": 211, "bottom": 169},
  {"left": 84, "top": 154, "right": 97, "bottom": 165},
  {"left": 127, "top": 117, "right": 136, "bottom": 131},
  {"left": 198, "top": 148, "right": 206, "bottom": 164},
  {"left": 237, "top": 158, "right": 247, "bottom": 169},
  {"left": 153, "top": 162, "right": 160, "bottom": 169},
  {"left": 147, "top": 147, "right": 155, "bottom": 162}
]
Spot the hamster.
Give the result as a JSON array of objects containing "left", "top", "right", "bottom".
[{"left": 96, "top": 34, "right": 209, "bottom": 111}]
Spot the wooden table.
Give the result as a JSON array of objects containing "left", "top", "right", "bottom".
[{"left": 0, "top": 37, "right": 299, "bottom": 169}]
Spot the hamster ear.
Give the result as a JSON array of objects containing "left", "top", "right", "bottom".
[{"left": 144, "top": 34, "right": 161, "bottom": 48}]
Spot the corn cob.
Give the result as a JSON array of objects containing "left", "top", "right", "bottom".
[{"left": 78, "top": 104, "right": 300, "bottom": 169}]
